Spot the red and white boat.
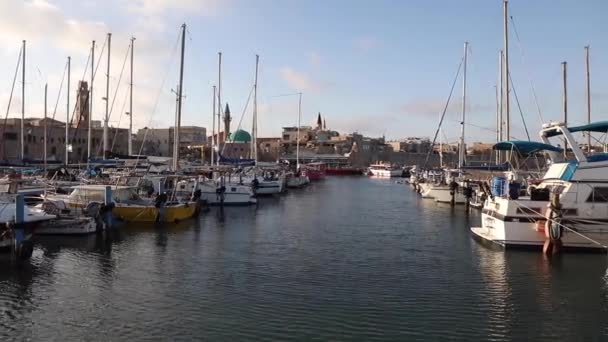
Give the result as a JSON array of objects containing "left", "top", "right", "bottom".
[{"left": 325, "top": 165, "right": 363, "bottom": 176}]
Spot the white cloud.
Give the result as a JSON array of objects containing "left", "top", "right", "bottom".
[
  {"left": 307, "top": 51, "right": 321, "bottom": 67},
  {"left": 353, "top": 35, "right": 382, "bottom": 51},
  {"left": 127, "top": 0, "right": 223, "bottom": 16},
  {"left": 279, "top": 67, "right": 329, "bottom": 92}
]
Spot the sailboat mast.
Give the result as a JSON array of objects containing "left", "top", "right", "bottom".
[
  {"left": 44, "top": 83, "right": 47, "bottom": 173},
  {"left": 21, "top": 40, "right": 25, "bottom": 162},
  {"left": 585, "top": 45, "right": 591, "bottom": 153},
  {"left": 458, "top": 41, "right": 468, "bottom": 169},
  {"left": 252, "top": 55, "right": 259, "bottom": 163},
  {"left": 211, "top": 85, "right": 216, "bottom": 165},
  {"left": 66, "top": 56, "right": 70, "bottom": 164},
  {"left": 503, "top": 0, "right": 510, "bottom": 141},
  {"left": 498, "top": 49, "right": 504, "bottom": 163},
  {"left": 173, "top": 23, "right": 186, "bottom": 172},
  {"left": 562, "top": 61, "right": 568, "bottom": 158},
  {"left": 103, "top": 33, "right": 111, "bottom": 159},
  {"left": 89, "top": 40, "right": 95, "bottom": 167},
  {"left": 217, "top": 52, "right": 222, "bottom": 146},
  {"left": 296, "top": 92, "right": 302, "bottom": 169},
  {"left": 129, "top": 37, "right": 135, "bottom": 156}
]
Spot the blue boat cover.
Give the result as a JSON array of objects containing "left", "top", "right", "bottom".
[
  {"left": 493, "top": 140, "right": 562, "bottom": 154},
  {"left": 545, "top": 121, "right": 608, "bottom": 137},
  {"left": 217, "top": 152, "right": 256, "bottom": 166}
]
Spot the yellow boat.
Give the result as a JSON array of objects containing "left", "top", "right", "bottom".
[{"left": 112, "top": 202, "right": 197, "bottom": 223}]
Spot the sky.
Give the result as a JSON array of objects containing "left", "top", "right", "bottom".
[{"left": 1, "top": 0, "right": 608, "bottom": 145}]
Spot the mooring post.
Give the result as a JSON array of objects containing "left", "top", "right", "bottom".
[{"left": 104, "top": 186, "right": 113, "bottom": 229}]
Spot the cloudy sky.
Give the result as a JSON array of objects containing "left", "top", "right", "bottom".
[{"left": 2, "top": 0, "right": 608, "bottom": 144}]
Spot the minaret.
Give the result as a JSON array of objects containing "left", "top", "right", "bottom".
[
  {"left": 317, "top": 112, "right": 322, "bottom": 129},
  {"left": 223, "top": 103, "right": 231, "bottom": 142}
]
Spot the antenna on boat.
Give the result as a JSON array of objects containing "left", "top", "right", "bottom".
[
  {"left": 297, "top": 92, "right": 302, "bottom": 170},
  {"left": 217, "top": 52, "right": 222, "bottom": 149}
]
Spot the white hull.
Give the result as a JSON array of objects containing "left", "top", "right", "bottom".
[
  {"left": 201, "top": 191, "right": 257, "bottom": 205},
  {"left": 35, "top": 217, "right": 99, "bottom": 235},
  {"left": 369, "top": 169, "right": 401, "bottom": 178},
  {"left": 286, "top": 176, "right": 310, "bottom": 188}
]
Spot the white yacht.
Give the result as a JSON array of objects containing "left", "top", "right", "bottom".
[
  {"left": 471, "top": 122, "right": 608, "bottom": 252},
  {"left": 176, "top": 177, "right": 257, "bottom": 206},
  {"left": 368, "top": 163, "right": 402, "bottom": 178}
]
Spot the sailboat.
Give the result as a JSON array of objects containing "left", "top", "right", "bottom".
[{"left": 286, "top": 92, "right": 310, "bottom": 188}]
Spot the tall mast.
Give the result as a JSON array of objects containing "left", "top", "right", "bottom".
[
  {"left": 562, "top": 61, "right": 568, "bottom": 158},
  {"left": 89, "top": 40, "right": 95, "bottom": 166},
  {"left": 252, "top": 55, "right": 259, "bottom": 163},
  {"left": 458, "top": 41, "right": 468, "bottom": 169},
  {"left": 498, "top": 50, "right": 504, "bottom": 162},
  {"left": 173, "top": 23, "right": 186, "bottom": 172},
  {"left": 296, "top": 92, "right": 302, "bottom": 169},
  {"left": 129, "top": 37, "right": 135, "bottom": 156},
  {"left": 494, "top": 84, "right": 499, "bottom": 164},
  {"left": 503, "top": 0, "right": 510, "bottom": 141},
  {"left": 44, "top": 83, "right": 47, "bottom": 173},
  {"left": 211, "top": 85, "right": 216, "bottom": 165},
  {"left": 103, "top": 33, "right": 111, "bottom": 159},
  {"left": 585, "top": 45, "right": 591, "bottom": 153},
  {"left": 66, "top": 56, "right": 70, "bottom": 164},
  {"left": 21, "top": 40, "right": 25, "bottom": 162},
  {"left": 217, "top": 52, "right": 222, "bottom": 146}
]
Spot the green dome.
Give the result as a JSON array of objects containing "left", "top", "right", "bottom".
[{"left": 229, "top": 129, "right": 252, "bottom": 143}]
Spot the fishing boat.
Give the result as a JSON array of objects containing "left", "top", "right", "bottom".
[
  {"left": 325, "top": 164, "right": 363, "bottom": 176},
  {"left": 368, "top": 163, "right": 401, "bottom": 178},
  {"left": 176, "top": 177, "right": 257, "bottom": 206},
  {"left": 471, "top": 122, "right": 608, "bottom": 252}
]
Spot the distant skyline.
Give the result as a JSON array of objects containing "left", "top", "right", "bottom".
[{"left": 1, "top": 0, "right": 607, "bottom": 144}]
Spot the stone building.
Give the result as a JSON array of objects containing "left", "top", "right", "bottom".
[{"left": 134, "top": 126, "right": 206, "bottom": 157}]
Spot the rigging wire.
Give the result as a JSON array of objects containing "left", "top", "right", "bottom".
[
  {"left": 1, "top": 46, "right": 24, "bottom": 160},
  {"left": 423, "top": 56, "right": 464, "bottom": 168},
  {"left": 221, "top": 84, "right": 254, "bottom": 155},
  {"left": 508, "top": 70, "right": 531, "bottom": 141},
  {"left": 510, "top": 15, "right": 544, "bottom": 124},
  {"left": 51, "top": 61, "right": 69, "bottom": 121},
  {"left": 133, "top": 28, "right": 182, "bottom": 170},
  {"left": 95, "top": 42, "right": 131, "bottom": 155}
]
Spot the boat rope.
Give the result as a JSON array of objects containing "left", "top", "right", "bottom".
[
  {"left": 132, "top": 28, "right": 182, "bottom": 172},
  {"left": 51, "top": 61, "right": 68, "bottom": 121},
  {"left": 423, "top": 56, "right": 464, "bottom": 168},
  {"left": 510, "top": 15, "right": 544, "bottom": 124},
  {"left": 507, "top": 70, "right": 531, "bottom": 141},
  {"left": 1, "top": 45, "right": 23, "bottom": 161},
  {"left": 512, "top": 199, "right": 608, "bottom": 250},
  {"left": 95, "top": 42, "right": 131, "bottom": 156}
]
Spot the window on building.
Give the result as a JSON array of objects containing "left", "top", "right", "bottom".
[
  {"left": 586, "top": 187, "right": 608, "bottom": 203},
  {"left": 51, "top": 138, "right": 54, "bottom": 143},
  {"left": 24, "top": 145, "right": 28, "bottom": 155},
  {"left": 283, "top": 134, "right": 290, "bottom": 140},
  {"left": 51, "top": 146, "right": 56, "bottom": 155},
  {"left": 3, "top": 132, "right": 17, "bottom": 140}
]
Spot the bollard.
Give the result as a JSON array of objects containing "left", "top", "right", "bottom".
[
  {"left": 104, "top": 186, "right": 114, "bottom": 229},
  {"left": 13, "top": 194, "right": 32, "bottom": 260}
]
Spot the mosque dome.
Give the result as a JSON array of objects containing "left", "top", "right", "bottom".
[{"left": 229, "top": 129, "right": 252, "bottom": 143}]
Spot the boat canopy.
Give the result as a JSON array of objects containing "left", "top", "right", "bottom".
[
  {"left": 217, "top": 151, "right": 256, "bottom": 166},
  {"left": 493, "top": 141, "right": 562, "bottom": 154},
  {"left": 544, "top": 121, "right": 608, "bottom": 138}
]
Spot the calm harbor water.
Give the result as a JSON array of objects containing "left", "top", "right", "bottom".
[{"left": 1, "top": 177, "right": 608, "bottom": 341}]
